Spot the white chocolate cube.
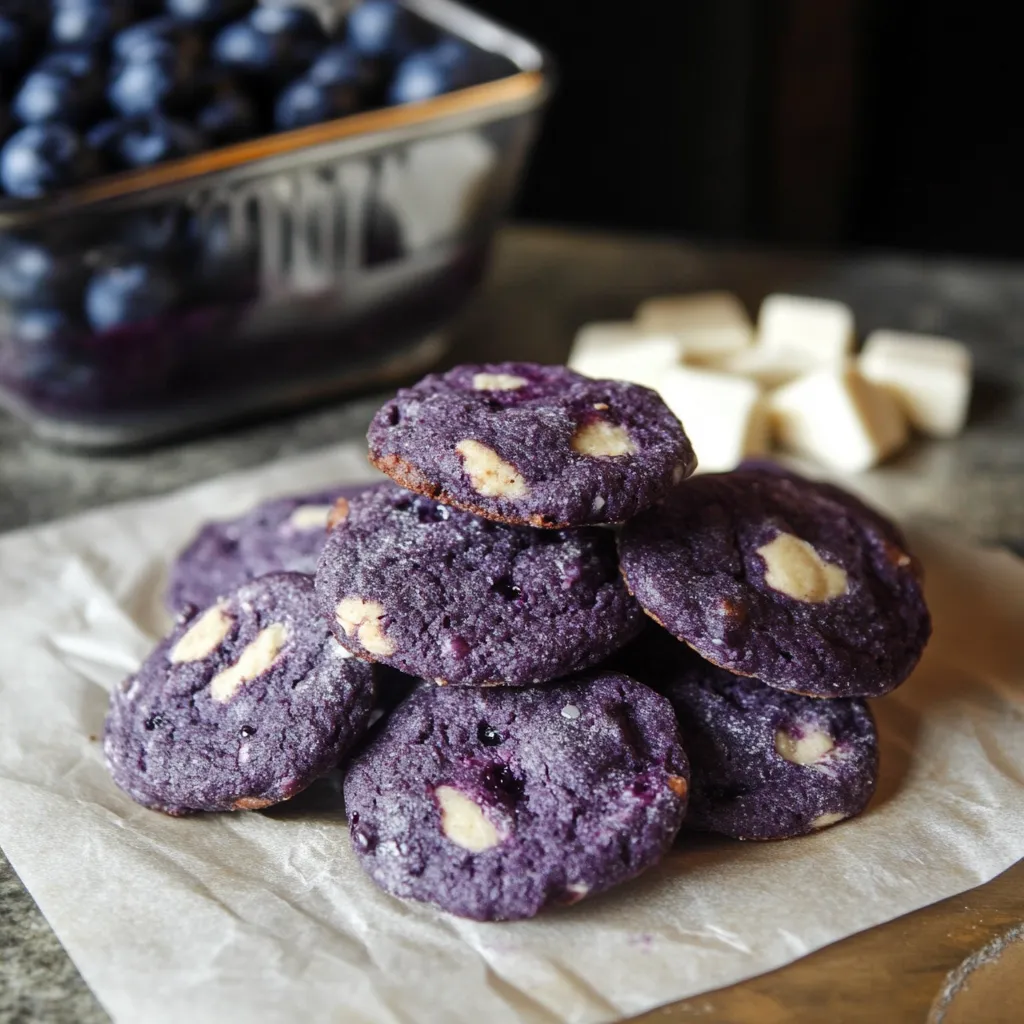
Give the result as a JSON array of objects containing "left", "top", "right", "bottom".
[
  {"left": 707, "top": 345, "right": 823, "bottom": 390},
  {"left": 859, "top": 329, "right": 972, "bottom": 438},
  {"left": 757, "top": 294, "right": 854, "bottom": 366},
  {"left": 568, "top": 322, "right": 683, "bottom": 384},
  {"left": 635, "top": 291, "right": 754, "bottom": 363},
  {"left": 769, "top": 365, "right": 908, "bottom": 472},
  {"left": 653, "top": 366, "right": 770, "bottom": 473}
]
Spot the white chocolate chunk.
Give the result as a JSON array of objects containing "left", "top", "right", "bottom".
[
  {"left": 287, "top": 504, "right": 333, "bottom": 531},
  {"left": 562, "top": 882, "right": 589, "bottom": 902},
  {"left": 568, "top": 322, "right": 683, "bottom": 384},
  {"left": 170, "top": 605, "right": 232, "bottom": 664},
  {"left": 455, "top": 439, "right": 529, "bottom": 498},
  {"left": 472, "top": 372, "right": 527, "bottom": 391},
  {"left": 209, "top": 622, "right": 288, "bottom": 703},
  {"left": 561, "top": 704, "right": 581, "bottom": 720},
  {"left": 707, "top": 345, "right": 823, "bottom": 389},
  {"left": 435, "top": 785, "right": 502, "bottom": 851},
  {"left": 635, "top": 291, "right": 754, "bottom": 363},
  {"left": 335, "top": 597, "right": 395, "bottom": 656},
  {"left": 757, "top": 294, "right": 854, "bottom": 365},
  {"left": 768, "top": 366, "right": 909, "bottom": 472},
  {"left": 775, "top": 725, "right": 836, "bottom": 765},
  {"left": 811, "top": 811, "right": 848, "bottom": 830},
  {"left": 859, "top": 329, "right": 972, "bottom": 438},
  {"left": 571, "top": 420, "right": 636, "bottom": 458},
  {"left": 757, "top": 533, "right": 848, "bottom": 603},
  {"left": 652, "top": 365, "right": 770, "bottom": 473}
]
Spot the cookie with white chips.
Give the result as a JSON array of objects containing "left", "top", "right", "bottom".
[{"left": 105, "top": 573, "right": 374, "bottom": 815}]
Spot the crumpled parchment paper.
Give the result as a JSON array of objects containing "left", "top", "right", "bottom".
[{"left": 1, "top": 443, "right": 1023, "bottom": 1024}]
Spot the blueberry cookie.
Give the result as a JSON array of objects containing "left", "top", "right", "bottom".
[
  {"left": 105, "top": 573, "right": 375, "bottom": 815},
  {"left": 343, "top": 672, "right": 689, "bottom": 920},
  {"left": 618, "top": 469, "right": 930, "bottom": 697},
  {"left": 166, "top": 483, "right": 372, "bottom": 612},
  {"left": 630, "top": 632, "right": 877, "bottom": 839},
  {"left": 315, "top": 483, "right": 645, "bottom": 685},
  {"left": 367, "top": 362, "right": 695, "bottom": 528}
]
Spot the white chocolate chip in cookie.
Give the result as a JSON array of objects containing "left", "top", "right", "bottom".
[
  {"left": 435, "top": 785, "right": 503, "bottom": 851},
  {"left": 757, "top": 533, "right": 848, "bottom": 603},
  {"left": 287, "top": 504, "right": 334, "bottom": 531},
  {"left": 170, "top": 604, "right": 232, "bottom": 664},
  {"left": 472, "top": 372, "right": 528, "bottom": 391},
  {"left": 775, "top": 725, "right": 835, "bottom": 765},
  {"left": 455, "top": 440, "right": 529, "bottom": 498},
  {"left": 335, "top": 597, "right": 395, "bottom": 656},
  {"left": 810, "top": 811, "right": 847, "bottom": 830},
  {"left": 209, "top": 622, "right": 288, "bottom": 702},
  {"left": 571, "top": 420, "right": 636, "bottom": 458}
]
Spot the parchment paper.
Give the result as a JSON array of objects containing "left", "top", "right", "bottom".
[{"left": 1, "top": 442, "right": 1023, "bottom": 1024}]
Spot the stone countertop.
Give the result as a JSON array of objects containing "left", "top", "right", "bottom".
[{"left": 1, "top": 226, "right": 1023, "bottom": 1022}]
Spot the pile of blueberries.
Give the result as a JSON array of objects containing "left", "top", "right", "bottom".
[
  {"left": 0, "top": 0, "right": 506, "bottom": 408},
  {"left": 0, "top": 0, "right": 502, "bottom": 198}
]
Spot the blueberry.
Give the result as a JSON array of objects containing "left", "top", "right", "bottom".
[
  {"left": 84, "top": 118, "right": 124, "bottom": 165},
  {"left": 112, "top": 17, "right": 205, "bottom": 65},
  {"left": 114, "top": 205, "right": 192, "bottom": 254},
  {"left": 188, "top": 207, "right": 258, "bottom": 298},
  {"left": 307, "top": 42, "right": 381, "bottom": 91},
  {"left": 387, "top": 44, "right": 474, "bottom": 105},
  {"left": 166, "top": 0, "right": 253, "bottom": 25},
  {"left": 0, "top": 123, "right": 95, "bottom": 198},
  {"left": 108, "top": 39, "right": 199, "bottom": 116},
  {"left": 50, "top": 0, "right": 135, "bottom": 50},
  {"left": 212, "top": 6, "right": 326, "bottom": 82},
  {"left": 273, "top": 74, "right": 361, "bottom": 131},
  {"left": 13, "top": 54, "right": 105, "bottom": 126},
  {"left": 84, "top": 261, "right": 179, "bottom": 332},
  {"left": 91, "top": 115, "right": 205, "bottom": 170},
  {"left": 12, "top": 307, "right": 80, "bottom": 347},
  {"left": 0, "top": 236, "right": 84, "bottom": 305},
  {"left": 345, "top": 0, "right": 432, "bottom": 59},
  {"left": 195, "top": 80, "right": 258, "bottom": 144}
]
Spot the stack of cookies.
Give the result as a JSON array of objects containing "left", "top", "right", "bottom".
[{"left": 105, "top": 362, "right": 931, "bottom": 922}]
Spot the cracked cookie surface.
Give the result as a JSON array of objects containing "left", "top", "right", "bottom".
[
  {"left": 315, "top": 483, "right": 645, "bottom": 685},
  {"left": 618, "top": 469, "right": 930, "bottom": 697},
  {"left": 624, "top": 631, "right": 878, "bottom": 839},
  {"left": 106, "top": 573, "right": 375, "bottom": 815},
  {"left": 166, "top": 483, "right": 374, "bottom": 612},
  {"left": 367, "top": 362, "right": 695, "bottom": 528},
  {"left": 343, "top": 672, "right": 689, "bottom": 920}
]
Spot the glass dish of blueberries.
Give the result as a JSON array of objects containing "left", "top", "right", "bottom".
[{"left": 0, "top": 0, "right": 549, "bottom": 446}]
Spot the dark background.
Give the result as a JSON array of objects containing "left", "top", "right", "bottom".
[{"left": 474, "top": 0, "right": 1020, "bottom": 257}]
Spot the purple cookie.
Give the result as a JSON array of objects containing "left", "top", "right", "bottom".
[
  {"left": 165, "top": 519, "right": 248, "bottom": 614},
  {"left": 315, "top": 483, "right": 645, "bottom": 685},
  {"left": 105, "top": 573, "right": 375, "bottom": 815},
  {"left": 628, "top": 631, "right": 878, "bottom": 839},
  {"left": 343, "top": 672, "right": 689, "bottom": 920},
  {"left": 618, "top": 469, "right": 931, "bottom": 698},
  {"left": 166, "top": 483, "right": 371, "bottom": 612},
  {"left": 367, "top": 362, "right": 695, "bottom": 528}
]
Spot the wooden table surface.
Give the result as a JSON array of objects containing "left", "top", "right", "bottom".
[{"left": 2, "top": 226, "right": 1023, "bottom": 1022}]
